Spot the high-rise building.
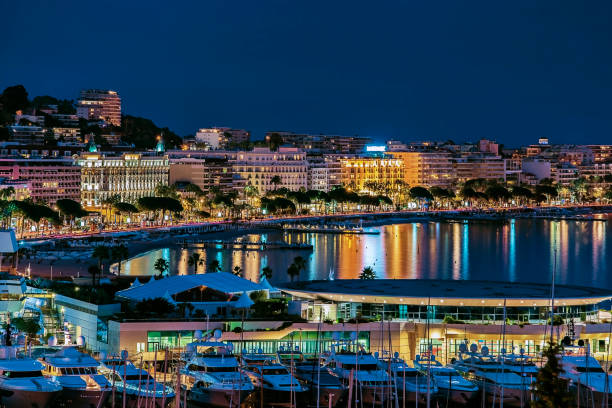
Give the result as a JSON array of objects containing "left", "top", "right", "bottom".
[
  {"left": 0, "top": 158, "right": 81, "bottom": 204},
  {"left": 307, "top": 156, "right": 342, "bottom": 192},
  {"left": 78, "top": 152, "right": 169, "bottom": 208},
  {"left": 76, "top": 89, "right": 122, "bottom": 126},
  {"left": 452, "top": 154, "right": 506, "bottom": 183}
]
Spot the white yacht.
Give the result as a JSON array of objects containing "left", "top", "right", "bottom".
[
  {"left": 560, "top": 344, "right": 612, "bottom": 408},
  {"left": 241, "top": 350, "right": 308, "bottom": 407},
  {"left": 379, "top": 353, "right": 436, "bottom": 406},
  {"left": 181, "top": 337, "right": 254, "bottom": 408},
  {"left": 40, "top": 347, "right": 111, "bottom": 408},
  {"left": 98, "top": 355, "right": 175, "bottom": 408},
  {"left": 0, "top": 346, "right": 62, "bottom": 408},
  {"left": 277, "top": 346, "right": 346, "bottom": 408},
  {"left": 451, "top": 344, "right": 531, "bottom": 407},
  {"left": 324, "top": 348, "right": 391, "bottom": 407},
  {"left": 413, "top": 354, "right": 478, "bottom": 405}
]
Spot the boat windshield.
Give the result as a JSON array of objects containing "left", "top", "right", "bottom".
[
  {"left": 124, "top": 374, "right": 153, "bottom": 381},
  {"left": 576, "top": 366, "right": 605, "bottom": 373},
  {"left": 60, "top": 367, "right": 97, "bottom": 375},
  {"left": 206, "top": 366, "right": 237, "bottom": 373},
  {"left": 3, "top": 370, "right": 43, "bottom": 378},
  {"left": 341, "top": 364, "right": 379, "bottom": 371},
  {"left": 262, "top": 368, "right": 289, "bottom": 375}
]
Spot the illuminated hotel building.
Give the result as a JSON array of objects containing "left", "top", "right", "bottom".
[
  {"left": 169, "top": 157, "right": 236, "bottom": 194},
  {"left": 76, "top": 89, "right": 122, "bottom": 126},
  {"left": 0, "top": 158, "right": 81, "bottom": 205},
  {"left": 340, "top": 157, "right": 403, "bottom": 190},
  {"left": 386, "top": 151, "right": 453, "bottom": 187},
  {"left": 78, "top": 152, "right": 169, "bottom": 208}
]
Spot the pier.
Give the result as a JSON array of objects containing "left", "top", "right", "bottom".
[{"left": 179, "top": 239, "right": 313, "bottom": 251}]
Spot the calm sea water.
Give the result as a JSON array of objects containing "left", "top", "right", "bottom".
[{"left": 121, "top": 214, "right": 611, "bottom": 288}]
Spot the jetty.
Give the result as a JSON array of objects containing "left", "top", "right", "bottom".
[{"left": 180, "top": 239, "right": 313, "bottom": 251}]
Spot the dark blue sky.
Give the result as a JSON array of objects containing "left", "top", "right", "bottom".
[{"left": 2, "top": 1, "right": 611, "bottom": 146}]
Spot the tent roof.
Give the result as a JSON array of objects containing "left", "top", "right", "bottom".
[
  {"left": 116, "top": 272, "right": 264, "bottom": 302},
  {"left": 0, "top": 230, "right": 17, "bottom": 253}
]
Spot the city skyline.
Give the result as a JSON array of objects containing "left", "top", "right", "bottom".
[{"left": 2, "top": 1, "right": 612, "bottom": 145}]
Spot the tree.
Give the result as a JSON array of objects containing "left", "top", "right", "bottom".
[
  {"left": 267, "top": 132, "right": 283, "bottom": 151},
  {"left": 233, "top": 265, "right": 243, "bottom": 277},
  {"left": 359, "top": 266, "right": 376, "bottom": 280},
  {"left": 260, "top": 266, "right": 273, "bottom": 280},
  {"left": 110, "top": 244, "right": 129, "bottom": 276},
  {"left": 484, "top": 185, "right": 511, "bottom": 204},
  {"left": 88, "top": 265, "right": 100, "bottom": 287},
  {"left": 135, "top": 297, "right": 176, "bottom": 317},
  {"left": 92, "top": 245, "right": 110, "bottom": 272},
  {"left": 0, "top": 187, "right": 15, "bottom": 201},
  {"left": 56, "top": 199, "right": 88, "bottom": 229},
  {"left": 293, "top": 256, "right": 307, "bottom": 276},
  {"left": 208, "top": 259, "right": 221, "bottom": 273},
  {"left": 11, "top": 317, "right": 39, "bottom": 339},
  {"left": 270, "top": 175, "right": 282, "bottom": 188},
  {"left": 535, "top": 184, "right": 558, "bottom": 201},
  {"left": 286, "top": 263, "right": 300, "bottom": 282},
  {"left": 121, "top": 115, "right": 182, "bottom": 149},
  {"left": 154, "top": 258, "right": 170, "bottom": 276},
  {"left": 1, "top": 85, "right": 29, "bottom": 114},
  {"left": 533, "top": 342, "right": 574, "bottom": 407},
  {"left": 187, "top": 253, "right": 202, "bottom": 274},
  {"left": 112, "top": 202, "right": 139, "bottom": 214},
  {"left": 409, "top": 186, "right": 433, "bottom": 203}
]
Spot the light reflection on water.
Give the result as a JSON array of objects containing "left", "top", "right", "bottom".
[{"left": 121, "top": 216, "right": 611, "bottom": 288}]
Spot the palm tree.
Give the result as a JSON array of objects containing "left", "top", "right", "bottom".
[
  {"left": 110, "top": 244, "right": 129, "bottom": 276},
  {"left": 92, "top": 245, "right": 110, "bottom": 273},
  {"left": 0, "top": 187, "right": 15, "bottom": 201},
  {"left": 154, "top": 258, "right": 170, "bottom": 277},
  {"left": 286, "top": 263, "right": 299, "bottom": 282},
  {"left": 208, "top": 259, "right": 221, "bottom": 273},
  {"left": 232, "top": 265, "right": 243, "bottom": 277},
  {"left": 359, "top": 266, "right": 376, "bottom": 280},
  {"left": 270, "top": 175, "right": 282, "bottom": 189},
  {"left": 88, "top": 265, "right": 100, "bottom": 287},
  {"left": 260, "top": 266, "right": 273, "bottom": 281},
  {"left": 187, "top": 253, "right": 202, "bottom": 274},
  {"left": 292, "top": 256, "right": 307, "bottom": 276}
]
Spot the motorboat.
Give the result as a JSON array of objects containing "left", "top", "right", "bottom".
[
  {"left": 379, "top": 353, "right": 436, "bottom": 406},
  {"left": 98, "top": 355, "right": 175, "bottom": 408},
  {"left": 414, "top": 354, "right": 478, "bottom": 405},
  {"left": 181, "top": 336, "right": 254, "bottom": 408},
  {"left": 39, "top": 346, "right": 111, "bottom": 408},
  {"left": 324, "top": 347, "right": 391, "bottom": 407},
  {"left": 0, "top": 345, "right": 62, "bottom": 408},
  {"left": 560, "top": 344, "right": 612, "bottom": 408},
  {"left": 241, "top": 349, "right": 308, "bottom": 407},
  {"left": 277, "top": 346, "right": 345, "bottom": 408},
  {"left": 451, "top": 344, "right": 531, "bottom": 407}
]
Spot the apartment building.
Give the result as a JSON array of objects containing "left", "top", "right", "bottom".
[
  {"left": 195, "top": 128, "right": 250, "bottom": 149},
  {"left": 7, "top": 125, "right": 46, "bottom": 144},
  {"left": 307, "top": 156, "right": 342, "bottom": 192},
  {"left": 452, "top": 154, "right": 506, "bottom": 183},
  {"left": 169, "top": 157, "right": 236, "bottom": 194},
  {"left": 0, "top": 158, "right": 81, "bottom": 204},
  {"left": 387, "top": 151, "right": 453, "bottom": 187},
  {"left": 233, "top": 147, "right": 308, "bottom": 193},
  {"left": 266, "top": 132, "right": 371, "bottom": 153}
]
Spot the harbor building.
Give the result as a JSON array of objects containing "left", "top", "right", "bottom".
[{"left": 387, "top": 151, "right": 454, "bottom": 188}]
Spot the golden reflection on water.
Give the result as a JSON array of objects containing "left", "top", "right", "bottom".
[{"left": 121, "top": 217, "right": 611, "bottom": 288}]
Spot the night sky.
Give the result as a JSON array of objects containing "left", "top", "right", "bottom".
[{"left": 2, "top": 1, "right": 611, "bottom": 146}]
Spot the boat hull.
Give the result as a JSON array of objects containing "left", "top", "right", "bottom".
[
  {"left": 0, "top": 388, "right": 59, "bottom": 408},
  {"left": 113, "top": 392, "right": 175, "bottom": 408},
  {"left": 355, "top": 385, "right": 394, "bottom": 407},
  {"left": 255, "top": 388, "right": 307, "bottom": 407},
  {"left": 186, "top": 387, "right": 254, "bottom": 408},
  {"left": 435, "top": 388, "right": 477, "bottom": 406},
  {"left": 304, "top": 386, "right": 345, "bottom": 408},
  {"left": 483, "top": 383, "right": 531, "bottom": 408},
  {"left": 51, "top": 388, "right": 111, "bottom": 408}
]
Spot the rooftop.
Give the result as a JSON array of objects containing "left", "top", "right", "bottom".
[
  {"left": 279, "top": 279, "right": 612, "bottom": 307},
  {"left": 116, "top": 272, "right": 264, "bottom": 302}
]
